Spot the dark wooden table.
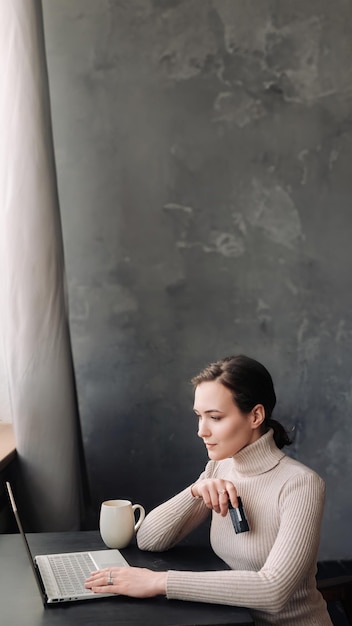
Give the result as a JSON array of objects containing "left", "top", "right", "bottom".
[{"left": 0, "top": 530, "right": 253, "bottom": 626}]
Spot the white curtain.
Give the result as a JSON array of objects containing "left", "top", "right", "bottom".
[{"left": 0, "top": 0, "right": 82, "bottom": 530}]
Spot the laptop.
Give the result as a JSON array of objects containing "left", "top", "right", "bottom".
[{"left": 6, "top": 481, "right": 129, "bottom": 605}]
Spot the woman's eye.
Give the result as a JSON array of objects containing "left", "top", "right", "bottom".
[{"left": 194, "top": 413, "right": 222, "bottom": 421}]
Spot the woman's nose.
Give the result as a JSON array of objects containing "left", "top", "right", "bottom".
[{"left": 198, "top": 418, "right": 210, "bottom": 438}]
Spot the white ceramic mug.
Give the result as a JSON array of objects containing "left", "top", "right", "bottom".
[{"left": 99, "top": 499, "right": 146, "bottom": 549}]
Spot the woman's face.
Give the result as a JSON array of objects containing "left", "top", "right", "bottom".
[{"left": 193, "top": 380, "right": 262, "bottom": 460}]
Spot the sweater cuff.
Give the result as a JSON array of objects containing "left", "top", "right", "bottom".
[{"left": 166, "top": 570, "right": 231, "bottom": 604}]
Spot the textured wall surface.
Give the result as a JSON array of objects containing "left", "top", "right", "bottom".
[{"left": 42, "top": 0, "right": 352, "bottom": 559}]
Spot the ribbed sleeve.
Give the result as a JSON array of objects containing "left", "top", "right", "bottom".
[{"left": 137, "top": 485, "right": 210, "bottom": 552}]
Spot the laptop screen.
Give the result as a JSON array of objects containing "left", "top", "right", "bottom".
[{"left": 6, "top": 482, "right": 47, "bottom": 604}]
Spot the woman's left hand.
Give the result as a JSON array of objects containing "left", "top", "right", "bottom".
[{"left": 85, "top": 566, "right": 167, "bottom": 598}]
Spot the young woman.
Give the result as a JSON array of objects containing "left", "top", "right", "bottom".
[{"left": 85, "top": 355, "right": 332, "bottom": 625}]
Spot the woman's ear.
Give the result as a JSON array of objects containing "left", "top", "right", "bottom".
[{"left": 251, "top": 404, "right": 265, "bottom": 429}]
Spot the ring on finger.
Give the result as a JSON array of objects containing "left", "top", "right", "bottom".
[
  {"left": 218, "top": 489, "right": 227, "bottom": 495},
  {"left": 107, "top": 571, "right": 113, "bottom": 585}
]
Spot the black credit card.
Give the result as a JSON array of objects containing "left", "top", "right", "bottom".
[{"left": 228, "top": 497, "right": 250, "bottom": 534}]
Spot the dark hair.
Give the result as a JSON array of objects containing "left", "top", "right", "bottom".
[{"left": 191, "top": 354, "right": 291, "bottom": 449}]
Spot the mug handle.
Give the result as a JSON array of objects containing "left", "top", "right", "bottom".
[{"left": 132, "top": 504, "right": 145, "bottom": 532}]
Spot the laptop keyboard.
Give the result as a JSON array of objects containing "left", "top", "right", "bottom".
[{"left": 46, "top": 552, "right": 96, "bottom": 597}]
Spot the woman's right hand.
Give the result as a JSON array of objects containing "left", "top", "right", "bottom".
[{"left": 191, "top": 479, "right": 238, "bottom": 516}]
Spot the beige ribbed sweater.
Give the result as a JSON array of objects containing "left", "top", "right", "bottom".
[{"left": 137, "top": 430, "right": 332, "bottom": 626}]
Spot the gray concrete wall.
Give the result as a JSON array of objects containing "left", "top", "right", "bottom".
[{"left": 42, "top": 0, "right": 352, "bottom": 559}]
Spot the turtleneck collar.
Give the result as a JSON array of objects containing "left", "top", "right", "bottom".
[{"left": 231, "top": 429, "right": 285, "bottom": 476}]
